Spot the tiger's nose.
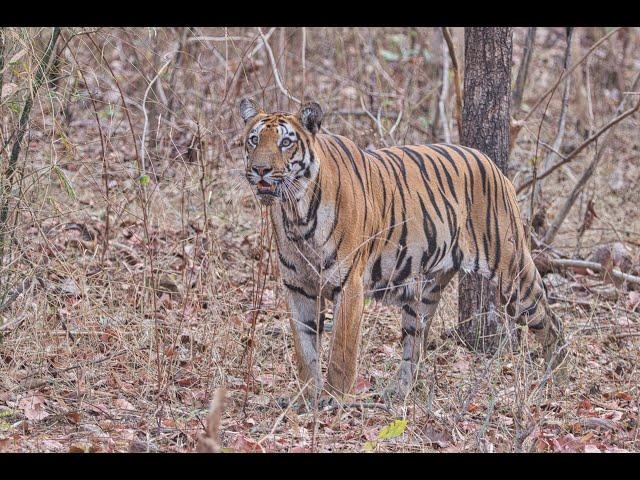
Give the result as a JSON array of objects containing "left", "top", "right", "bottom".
[{"left": 252, "top": 165, "right": 272, "bottom": 177}]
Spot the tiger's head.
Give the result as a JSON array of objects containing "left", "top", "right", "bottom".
[{"left": 239, "top": 98, "right": 323, "bottom": 206}]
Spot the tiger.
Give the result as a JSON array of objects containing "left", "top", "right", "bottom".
[{"left": 239, "top": 98, "right": 567, "bottom": 403}]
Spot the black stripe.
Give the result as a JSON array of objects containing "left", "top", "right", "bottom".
[
  {"left": 278, "top": 251, "right": 297, "bottom": 272},
  {"left": 429, "top": 144, "right": 460, "bottom": 176},
  {"left": 283, "top": 281, "right": 315, "bottom": 300},
  {"left": 393, "top": 256, "right": 413, "bottom": 286},
  {"left": 402, "top": 304, "right": 417, "bottom": 317}
]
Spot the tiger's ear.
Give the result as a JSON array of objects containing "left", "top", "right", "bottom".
[
  {"left": 239, "top": 98, "right": 262, "bottom": 123},
  {"left": 298, "top": 102, "right": 323, "bottom": 134}
]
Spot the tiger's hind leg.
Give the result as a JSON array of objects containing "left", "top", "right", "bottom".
[
  {"left": 385, "top": 270, "right": 455, "bottom": 400},
  {"left": 504, "top": 255, "right": 568, "bottom": 374}
]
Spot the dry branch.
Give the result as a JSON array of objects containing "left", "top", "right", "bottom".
[
  {"left": 542, "top": 28, "right": 574, "bottom": 172},
  {"left": 441, "top": 27, "right": 463, "bottom": 138},
  {"left": 522, "top": 27, "right": 621, "bottom": 123},
  {"left": 548, "top": 258, "right": 640, "bottom": 286},
  {"left": 0, "top": 28, "right": 5, "bottom": 111},
  {"left": 527, "top": 28, "right": 574, "bottom": 219},
  {"left": 258, "top": 27, "right": 300, "bottom": 105},
  {"left": 516, "top": 95, "right": 640, "bottom": 194},
  {"left": 541, "top": 72, "right": 640, "bottom": 244},
  {"left": 197, "top": 387, "right": 226, "bottom": 453},
  {"left": 1, "top": 27, "right": 61, "bottom": 265},
  {"left": 438, "top": 38, "right": 451, "bottom": 143},
  {"left": 512, "top": 27, "right": 537, "bottom": 113},
  {"left": 141, "top": 54, "right": 174, "bottom": 173}
]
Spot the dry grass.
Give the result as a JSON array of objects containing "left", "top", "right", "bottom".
[{"left": 0, "top": 27, "right": 638, "bottom": 452}]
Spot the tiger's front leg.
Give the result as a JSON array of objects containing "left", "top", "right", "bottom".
[
  {"left": 326, "top": 276, "right": 364, "bottom": 398},
  {"left": 284, "top": 284, "right": 325, "bottom": 404}
]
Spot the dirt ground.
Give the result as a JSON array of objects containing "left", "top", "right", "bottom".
[{"left": 0, "top": 27, "right": 638, "bottom": 452}]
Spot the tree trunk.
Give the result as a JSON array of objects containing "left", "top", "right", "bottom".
[{"left": 457, "top": 27, "right": 513, "bottom": 355}]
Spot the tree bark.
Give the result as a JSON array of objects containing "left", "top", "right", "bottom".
[{"left": 457, "top": 27, "right": 513, "bottom": 355}]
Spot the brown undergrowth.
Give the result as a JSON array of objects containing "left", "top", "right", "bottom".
[{"left": 0, "top": 27, "right": 638, "bottom": 452}]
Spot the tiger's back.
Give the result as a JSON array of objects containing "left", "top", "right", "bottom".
[{"left": 303, "top": 137, "right": 533, "bottom": 310}]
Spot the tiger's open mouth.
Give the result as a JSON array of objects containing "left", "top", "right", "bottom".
[{"left": 256, "top": 180, "right": 278, "bottom": 196}]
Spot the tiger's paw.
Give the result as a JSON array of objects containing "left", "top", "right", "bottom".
[
  {"left": 276, "top": 392, "right": 339, "bottom": 412},
  {"left": 317, "top": 396, "right": 340, "bottom": 410},
  {"left": 383, "top": 361, "right": 417, "bottom": 402},
  {"left": 381, "top": 377, "right": 412, "bottom": 405},
  {"left": 544, "top": 342, "right": 570, "bottom": 382}
]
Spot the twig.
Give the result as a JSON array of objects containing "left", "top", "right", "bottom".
[
  {"left": 388, "top": 104, "right": 403, "bottom": 139},
  {"left": 61, "top": 31, "right": 110, "bottom": 264},
  {"left": 528, "top": 28, "right": 574, "bottom": 219},
  {"left": 301, "top": 27, "right": 306, "bottom": 99},
  {"left": 441, "top": 27, "right": 462, "bottom": 138},
  {"left": 0, "top": 28, "right": 5, "bottom": 110},
  {"left": 87, "top": 33, "right": 141, "bottom": 170},
  {"left": 522, "top": 27, "right": 621, "bottom": 123},
  {"left": 548, "top": 258, "right": 640, "bottom": 286},
  {"left": 17, "top": 348, "right": 134, "bottom": 391},
  {"left": 542, "top": 72, "right": 640, "bottom": 244},
  {"left": 359, "top": 95, "right": 386, "bottom": 145},
  {"left": 614, "top": 332, "right": 640, "bottom": 339},
  {"left": 141, "top": 53, "right": 174, "bottom": 173},
  {"left": 438, "top": 37, "right": 451, "bottom": 143},
  {"left": 516, "top": 95, "right": 640, "bottom": 194},
  {"left": 257, "top": 27, "right": 300, "bottom": 105},
  {"left": 249, "top": 27, "right": 276, "bottom": 59},
  {"left": 512, "top": 27, "right": 537, "bottom": 113},
  {"left": 187, "top": 35, "right": 252, "bottom": 43},
  {"left": 322, "top": 402, "right": 391, "bottom": 413},
  {"left": 1, "top": 27, "right": 61, "bottom": 266},
  {"left": 543, "top": 27, "right": 575, "bottom": 173},
  {"left": 166, "top": 27, "right": 190, "bottom": 123},
  {"left": 328, "top": 109, "right": 399, "bottom": 119}
]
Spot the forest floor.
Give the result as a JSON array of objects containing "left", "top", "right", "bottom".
[{"left": 0, "top": 27, "right": 639, "bottom": 452}]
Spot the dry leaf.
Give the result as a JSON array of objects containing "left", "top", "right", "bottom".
[
  {"left": 8, "top": 49, "right": 27, "bottom": 65},
  {"left": 628, "top": 291, "right": 640, "bottom": 311},
  {"left": 65, "top": 411, "right": 82, "bottom": 425},
  {"left": 230, "top": 434, "right": 265, "bottom": 453},
  {"left": 290, "top": 445, "right": 312, "bottom": 453},
  {"left": 18, "top": 395, "right": 49, "bottom": 422},
  {"left": 1, "top": 83, "right": 18, "bottom": 100},
  {"left": 422, "top": 425, "right": 452, "bottom": 448},
  {"left": 354, "top": 376, "right": 372, "bottom": 394},
  {"left": 114, "top": 398, "right": 135, "bottom": 411}
]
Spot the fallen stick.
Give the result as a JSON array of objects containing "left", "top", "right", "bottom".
[
  {"left": 549, "top": 258, "right": 640, "bottom": 286},
  {"left": 322, "top": 402, "right": 391, "bottom": 414},
  {"left": 613, "top": 332, "right": 640, "bottom": 339}
]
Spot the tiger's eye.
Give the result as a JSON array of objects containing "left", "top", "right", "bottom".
[{"left": 248, "top": 135, "right": 259, "bottom": 146}]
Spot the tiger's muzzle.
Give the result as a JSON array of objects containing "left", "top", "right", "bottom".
[{"left": 246, "top": 166, "right": 283, "bottom": 205}]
